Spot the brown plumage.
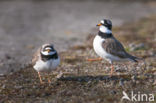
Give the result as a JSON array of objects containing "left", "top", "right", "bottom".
[
  {"left": 32, "top": 48, "right": 41, "bottom": 66},
  {"left": 92, "top": 19, "right": 140, "bottom": 76},
  {"left": 102, "top": 36, "right": 138, "bottom": 62}
]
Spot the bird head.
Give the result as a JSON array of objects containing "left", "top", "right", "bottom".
[
  {"left": 41, "top": 44, "right": 56, "bottom": 56},
  {"left": 97, "top": 19, "right": 112, "bottom": 30}
]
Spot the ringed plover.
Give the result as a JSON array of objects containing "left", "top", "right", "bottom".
[
  {"left": 92, "top": 19, "right": 139, "bottom": 75},
  {"left": 32, "top": 44, "right": 60, "bottom": 84}
]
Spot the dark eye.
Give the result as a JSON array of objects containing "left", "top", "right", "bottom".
[
  {"left": 103, "top": 24, "right": 107, "bottom": 26},
  {"left": 43, "top": 48, "right": 47, "bottom": 51},
  {"left": 51, "top": 46, "right": 54, "bottom": 49}
]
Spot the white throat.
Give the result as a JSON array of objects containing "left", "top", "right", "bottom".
[{"left": 99, "top": 26, "right": 112, "bottom": 34}]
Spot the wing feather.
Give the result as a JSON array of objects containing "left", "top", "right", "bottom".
[
  {"left": 102, "top": 37, "right": 129, "bottom": 58},
  {"left": 32, "top": 48, "right": 41, "bottom": 66}
]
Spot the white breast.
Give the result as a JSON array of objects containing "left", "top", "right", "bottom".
[
  {"left": 93, "top": 35, "right": 108, "bottom": 58},
  {"left": 33, "top": 58, "right": 60, "bottom": 72},
  {"left": 93, "top": 35, "right": 124, "bottom": 63}
]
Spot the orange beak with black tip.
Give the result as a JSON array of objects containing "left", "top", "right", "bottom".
[
  {"left": 96, "top": 23, "right": 102, "bottom": 26},
  {"left": 46, "top": 49, "right": 51, "bottom": 53}
]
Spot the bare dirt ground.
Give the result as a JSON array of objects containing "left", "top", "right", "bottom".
[
  {"left": 0, "top": 1, "right": 156, "bottom": 75},
  {"left": 0, "top": 15, "right": 155, "bottom": 103}
]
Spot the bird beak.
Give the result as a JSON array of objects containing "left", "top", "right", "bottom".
[
  {"left": 47, "top": 49, "right": 51, "bottom": 53},
  {"left": 96, "top": 23, "right": 102, "bottom": 26}
]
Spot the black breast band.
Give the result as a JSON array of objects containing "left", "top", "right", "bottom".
[
  {"left": 98, "top": 31, "right": 112, "bottom": 39},
  {"left": 41, "top": 52, "right": 58, "bottom": 61}
]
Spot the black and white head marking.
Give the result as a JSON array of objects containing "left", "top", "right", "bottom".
[
  {"left": 97, "top": 19, "right": 113, "bottom": 38},
  {"left": 40, "top": 44, "right": 58, "bottom": 61},
  {"left": 98, "top": 19, "right": 112, "bottom": 34},
  {"left": 100, "top": 19, "right": 112, "bottom": 30}
]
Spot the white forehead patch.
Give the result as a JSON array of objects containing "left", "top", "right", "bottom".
[
  {"left": 41, "top": 51, "right": 56, "bottom": 56},
  {"left": 45, "top": 47, "right": 52, "bottom": 50},
  {"left": 100, "top": 20, "right": 104, "bottom": 24}
]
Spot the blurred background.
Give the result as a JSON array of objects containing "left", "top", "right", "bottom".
[
  {"left": 0, "top": 1, "right": 156, "bottom": 103},
  {"left": 0, "top": 0, "right": 156, "bottom": 74}
]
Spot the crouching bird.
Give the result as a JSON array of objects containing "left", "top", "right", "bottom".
[{"left": 32, "top": 44, "right": 60, "bottom": 84}]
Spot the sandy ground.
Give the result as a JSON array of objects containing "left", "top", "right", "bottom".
[{"left": 0, "top": 1, "right": 156, "bottom": 74}]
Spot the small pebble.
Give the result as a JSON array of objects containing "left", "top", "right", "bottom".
[
  {"left": 2, "top": 85, "right": 6, "bottom": 89},
  {"left": 14, "top": 85, "right": 23, "bottom": 89},
  {"left": 119, "top": 78, "right": 124, "bottom": 86},
  {"left": 129, "top": 43, "right": 145, "bottom": 51},
  {"left": 110, "top": 90, "right": 116, "bottom": 95},
  {"left": 131, "top": 75, "right": 137, "bottom": 82}
]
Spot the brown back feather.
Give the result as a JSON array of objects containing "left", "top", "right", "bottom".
[
  {"left": 32, "top": 48, "right": 41, "bottom": 66},
  {"left": 102, "top": 37, "right": 129, "bottom": 58}
]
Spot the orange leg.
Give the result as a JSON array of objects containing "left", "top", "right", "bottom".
[
  {"left": 48, "top": 78, "right": 51, "bottom": 84},
  {"left": 110, "top": 64, "right": 114, "bottom": 76},
  {"left": 87, "top": 57, "right": 102, "bottom": 61},
  {"left": 47, "top": 73, "right": 51, "bottom": 84},
  {"left": 37, "top": 72, "right": 44, "bottom": 84}
]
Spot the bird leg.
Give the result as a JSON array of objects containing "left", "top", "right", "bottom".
[
  {"left": 110, "top": 64, "right": 114, "bottom": 76},
  {"left": 37, "top": 72, "right": 44, "bottom": 84},
  {"left": 87, "top": 57, "right": 102, "bottom": 61},
  {"left": 47, "top": 73, "right": 51, "bottom": 84},
  {"left": 48, "top": 78, "right": 51, "bottom": 84}
]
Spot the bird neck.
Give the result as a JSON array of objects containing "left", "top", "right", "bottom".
[
  {"left": 98, "top": 31, "right": 113, "bottom": 39},
  {"left": 41, "top": 52, "right": 58, "bottom": 61}
]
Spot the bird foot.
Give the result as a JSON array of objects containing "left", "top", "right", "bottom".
[
  {"left": 110, "top": 64, "right": 114, "bottom": 77},
  {"left": 109, "top": 73, "right": 113, "bottom": 77},
  {"left": 40, "top": 81, "right": 44, "bottom": 84},
  {"left": 48, "top": 79, "right": 51, "bottom": 84}
]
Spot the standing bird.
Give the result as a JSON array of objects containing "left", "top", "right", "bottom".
[
  {"left": 32, "top": 44, "right": 60, "bottom": 84},
  {"left": 91, "top": 19, "right": 139, "bottom": 75}
]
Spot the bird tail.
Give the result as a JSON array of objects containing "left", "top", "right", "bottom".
[{"left": 127, "top": 54, "right": 143, "bottom": 62}]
